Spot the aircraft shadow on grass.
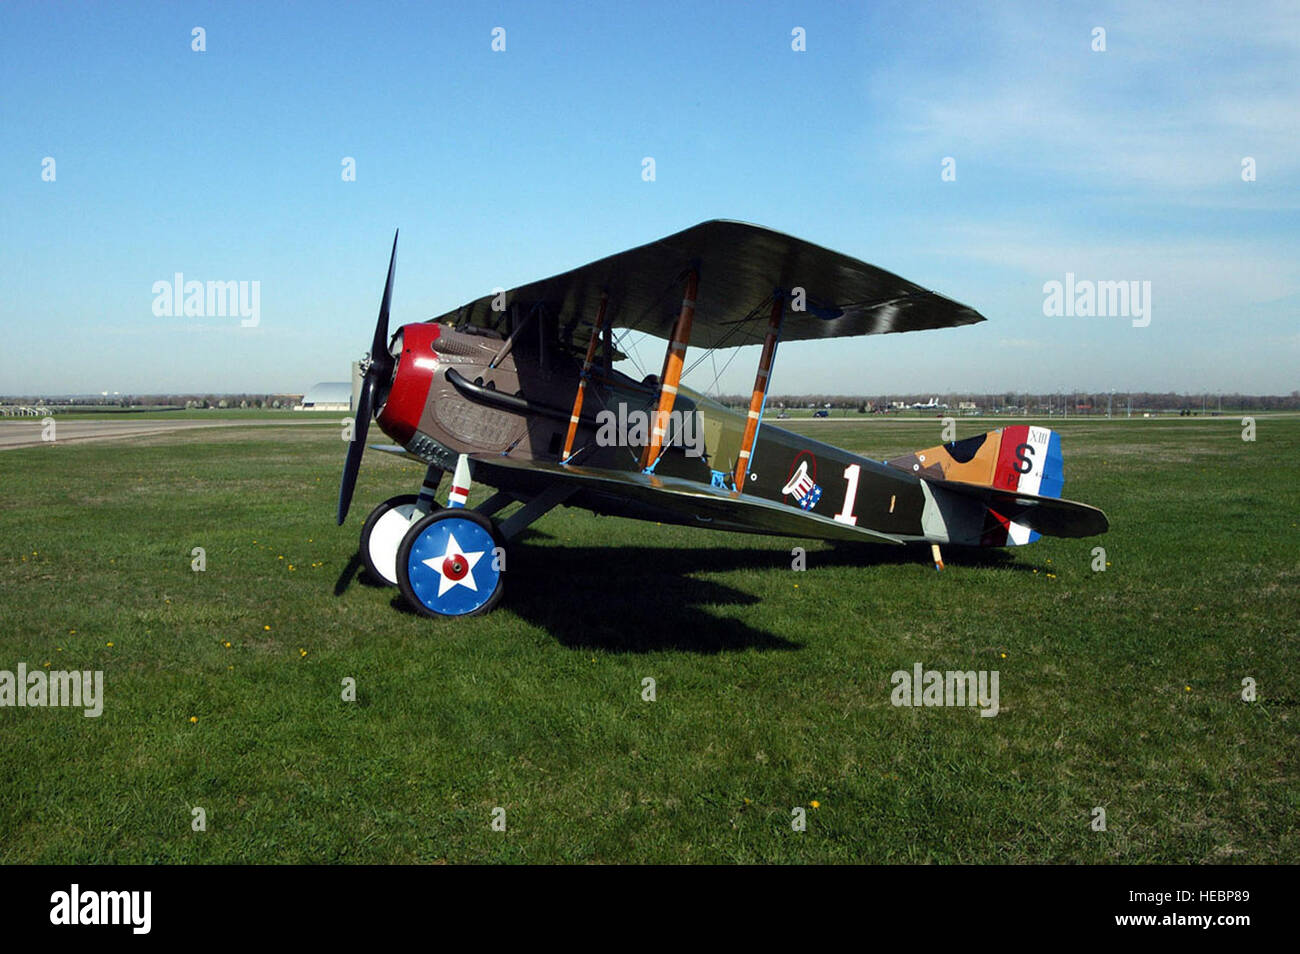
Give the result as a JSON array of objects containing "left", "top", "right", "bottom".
[{"left": 334, "top": 535, "right": 1030, "bottom": 655}]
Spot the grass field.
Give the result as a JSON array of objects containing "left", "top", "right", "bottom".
[{"left": 1, "top": 416, "right": 1296, "bottom": 863}]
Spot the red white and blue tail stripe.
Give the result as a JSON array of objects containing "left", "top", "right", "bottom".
[{"left": 988, "top": 425, "right": 1064, "bottom": 546}]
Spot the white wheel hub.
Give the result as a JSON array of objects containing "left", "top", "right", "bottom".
[{"left": 367, "top": 503, "right": 419, "bottom": 585}]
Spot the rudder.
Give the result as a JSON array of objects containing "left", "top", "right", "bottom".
[{"left": 887, "top": 424, "right": 1066, "bottom": 546}]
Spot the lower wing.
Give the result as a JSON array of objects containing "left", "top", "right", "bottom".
[{"left": 469, "top": 455, "right": 905, "bottom": 545}]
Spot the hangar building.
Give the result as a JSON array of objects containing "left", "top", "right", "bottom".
[{"left": 298, "top": 382, "right": 353, "bottom": 412}]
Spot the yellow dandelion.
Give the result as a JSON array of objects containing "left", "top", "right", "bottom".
[
  {"left": 1000, "top": 652, "right": 1007, "bottom": 658},
  {"left": 223, "top": 641, "right": 231, "bottom": 648},
  {"left": 1184, "top": 686, "right": 1191, "bottom": 692},
  {"left": 263, "top": 625, "right": 271, "bottom": 631},
  {"left": 189, "top": 716, "right": 198, "bottom": 723},
  {"left": 106, "top": 642, "right": 114, "bottom": 648},
  {"left": 43, "top": 661, "right": 51, "bottom": 668},
  {"left": 810, "top": 800, "right": 821, "bottom": 809}
]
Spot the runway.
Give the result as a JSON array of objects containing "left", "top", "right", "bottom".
[{"left": 0, "top": 417, "right": 331, "bottom": 451}]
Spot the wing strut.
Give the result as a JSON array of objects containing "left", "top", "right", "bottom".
[
  {"left": 733, "top": 293, "right": 784, "bottom": 492},
  {"left": 560, "top": 292, "right": 609, "bottom": 464},
  {"left": 641, "top": 268, "right": 699, "bottom": 471}
]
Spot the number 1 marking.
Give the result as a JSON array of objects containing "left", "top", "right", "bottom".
[{"left": 834, "top": 463, "right": 860, "bottom": 525}]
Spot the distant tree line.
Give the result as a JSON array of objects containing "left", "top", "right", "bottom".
[
  {"left": 712, "top": 391, "right": 1300, "bottom": 413},
  {"left": 0, "top": 393, "right": 303, "bottom": 409},
  {"left": 4, "top": 390, "right": 1297, "bottom": 414}
]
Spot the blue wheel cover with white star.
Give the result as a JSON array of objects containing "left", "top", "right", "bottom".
[{"left": 404, "top": 516, "right": 501, "bottom": 616}]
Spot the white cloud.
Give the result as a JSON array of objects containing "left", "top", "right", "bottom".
[
  {"left": 870, "top": 1, "right": 1300, "bottom": 192},
  {"left": 932, "top": 222, "right": 1300, "bottom": 309}
]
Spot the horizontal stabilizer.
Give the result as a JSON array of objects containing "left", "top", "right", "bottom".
[{"left": 929, "top": 477, "right": 1109, "bottom": 539}]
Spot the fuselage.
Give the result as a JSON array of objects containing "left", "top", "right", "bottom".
[{"left": 373, "top": 320, "right": 936, "bottom": 541}]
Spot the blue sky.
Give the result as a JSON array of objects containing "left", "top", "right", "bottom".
[{"left": 2, "top": 0, "right": 1296, "bottom": 397}]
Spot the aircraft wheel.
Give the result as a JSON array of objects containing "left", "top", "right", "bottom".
[
  {"left": 396, "top": 509, "right": 505, "bottom": 618},
  {"left": 360, "top": 494, "right": 429, "bottom": 586}
]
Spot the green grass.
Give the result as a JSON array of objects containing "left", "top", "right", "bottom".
[{"left": 0, "top": 416, "right": 1296, "bottom": 863}]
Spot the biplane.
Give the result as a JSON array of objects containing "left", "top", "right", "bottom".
[{"left": 336, "top": 221, "right": 1108, "bottom": 618}]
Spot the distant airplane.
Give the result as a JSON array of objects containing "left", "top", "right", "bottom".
[{"left": 911, "top": 397, "right": 947, "bottom": 409}]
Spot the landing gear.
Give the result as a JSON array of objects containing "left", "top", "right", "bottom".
[
  {"left": 356, "top": 463, "right": 446, "bottom": 586},
  {"left": 366, "top": 454, "right": 567, "bottom": 618},
  {"left": 396, "top": 509, "right": 506, "bottom": 618},
  {"left": 360, "top": 494, "right": 427, "bottom": 586}
]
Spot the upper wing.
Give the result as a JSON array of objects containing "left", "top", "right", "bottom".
[
  {"left": 469, "top": 454, "right": 905, "bottom": 546},
  {"left": 428, "top": 220, "right": 985, "bottom": 350}
]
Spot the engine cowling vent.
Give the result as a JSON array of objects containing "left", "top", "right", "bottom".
[
  {"left": 429, "top": 333, "right": 486, "bottom": 356},
  {"left": 433, "top": 396, "right": 521, "bottom": 450}
]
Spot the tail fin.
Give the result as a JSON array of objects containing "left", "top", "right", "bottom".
[{"left": 888, "top": 425, "right": 1068, "bottom": 546}]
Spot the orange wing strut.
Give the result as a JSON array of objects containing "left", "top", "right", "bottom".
[
  {"left": 733, "top": 294, "right": 784, "bottom": 493},
  {"left": 641, "top": 269, "right": 699, "bottom": 471},
  {"left": 560, "top": 292, "right": 608, "bottom": 464}
]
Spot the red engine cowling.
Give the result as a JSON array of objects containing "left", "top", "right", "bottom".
[{"left": 375, "top": 322, "right": 441, "bottom": 445}]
